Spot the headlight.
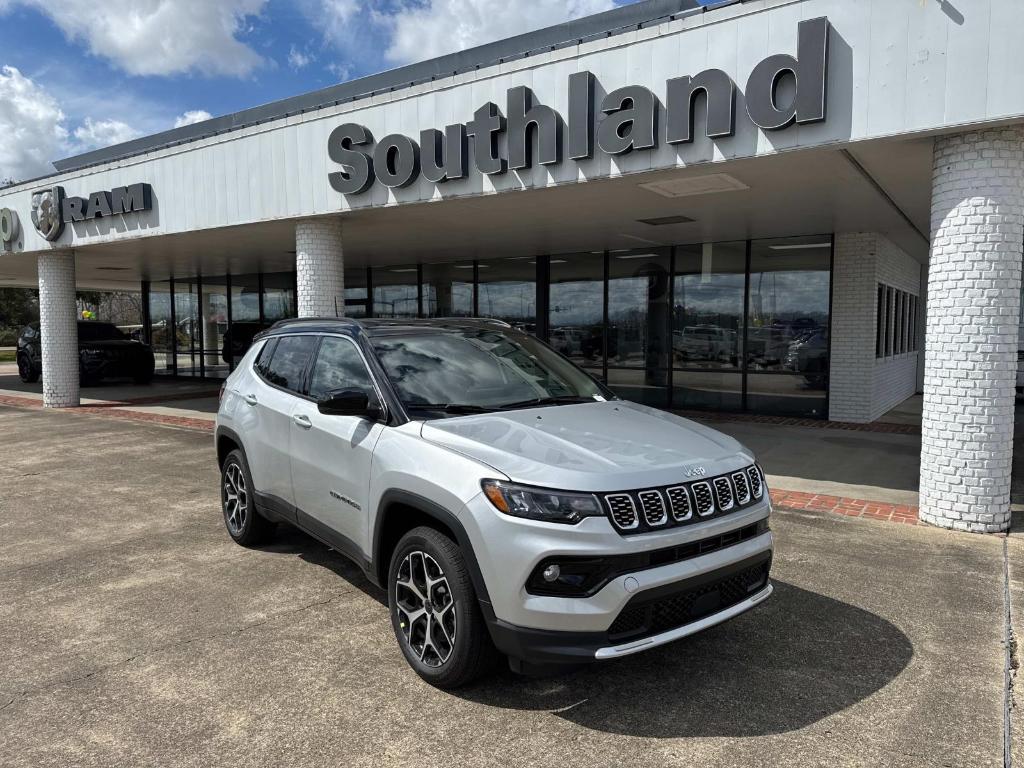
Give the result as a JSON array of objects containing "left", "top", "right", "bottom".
[{"left": 481, "top": 480, "right": 603, "bottom": 525}]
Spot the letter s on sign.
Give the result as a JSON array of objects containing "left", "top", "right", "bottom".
[
  {"left": 0, "top": 207, "right": 19, "bottom": 249},
  {"left": 328, "top": 123, "right": 376, "bottom": 195}
]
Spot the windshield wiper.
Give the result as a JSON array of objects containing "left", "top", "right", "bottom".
[
  {"left": 405, "top": 403, "right": 497, "bottom": 414},
  {"left": 499, "top": 395, "right": 598, "bottom": 410}
]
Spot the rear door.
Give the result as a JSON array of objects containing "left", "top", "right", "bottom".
[
  {"left": 243, "top": 334, "right": 318, "bottom": 515},
  {"left": 290, "top": 335, "right": 385, "bottom": 554}
]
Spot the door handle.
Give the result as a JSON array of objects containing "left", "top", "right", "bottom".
[
  {"left": 292, "top": 413, "right": 313, "bottom": 429},
  {"left": 243, "top": 394, "right": 258, "bottom": 406}
]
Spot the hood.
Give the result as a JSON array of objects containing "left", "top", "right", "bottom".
[
  {"left": 419, "top": 400, "right": 752, "bottom": 492},
  {"left": 78, "top": 340, "right": 149, "bottom": 351}
]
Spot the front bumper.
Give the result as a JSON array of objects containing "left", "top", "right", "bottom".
[{"left": 458, "top": 491, "right": 773, "bottom": 663}]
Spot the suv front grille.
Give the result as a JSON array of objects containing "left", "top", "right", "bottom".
[
  {"left": 600, "top": 464, "right": 767, "bottom": 535},
  {"left": 607, "top": 555, "right": 771, "bottom": 641}
]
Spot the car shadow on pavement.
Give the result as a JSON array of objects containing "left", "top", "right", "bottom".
[
  {"left": 260, "top": 526, "right": 389, "bottom": 606},
  {"left": 457, "top": 581, "right": 913, "bottom": 738}
]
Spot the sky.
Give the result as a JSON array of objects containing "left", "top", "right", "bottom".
[
  {"left": 0, "top": 0, "right": 718, "bottom": 183},
  {"left": 0, "top": 1, "right": 720, "bottom": 183}
]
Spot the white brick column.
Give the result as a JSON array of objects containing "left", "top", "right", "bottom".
[
  {"left": 37, "top": 251, "right": 80, "bottom": 408},
  {"left": 295, "top": 217, "right": 345, "bottom": 318},
  {"left": 920, "top": 128, "right": 1024, "bottom": 533}
]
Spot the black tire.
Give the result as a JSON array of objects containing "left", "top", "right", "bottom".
[
  {"left": 220, "top": 449, "right": 274, "bottom": 546},
  {"left": 17, "top": 354, "right": 39, "bottom": 383},
  {"left": 388, "top": 526, "right": 495, "bottom": 689}
]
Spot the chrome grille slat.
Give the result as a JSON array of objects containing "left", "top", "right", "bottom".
[
  {"left": 732, "top": 472, "right": 751, "bottom": 505},
  {"left": 637, "top": 490, "right": 667, "bottom": 526},
  {"left": 666, "top": 486, "right": 692, "bottom": 521},
  {"left": 747, "top": 465, "right": 764, "bottom": 499},
  {"left": 605, "top": 493, "right": 639, "bottom": 530},
  {"left": 691, "top": 481, "right": 715, "bottom": 517},
  {"left": 713, "top": 477, "right": 735, "bottom": 511}
]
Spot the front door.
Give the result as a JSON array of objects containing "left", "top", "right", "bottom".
[{"left": 290, "top": 335, "right": 384, "bottom": 555}]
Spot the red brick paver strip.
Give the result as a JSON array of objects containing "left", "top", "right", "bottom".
[{"left": 770, "top": 488, "right": 919, "bottom": 525}]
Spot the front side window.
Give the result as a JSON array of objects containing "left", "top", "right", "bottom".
[
  {"left": 371, "top": 328, "right": 606, "bottom": 415},
  {"left": 309, "top": 336, "right": 376, "bottom": 400},
  {"left": 262, "top": 335, "right": 317, "bottom": 393}
]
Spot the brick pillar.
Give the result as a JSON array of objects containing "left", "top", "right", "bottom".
[
  {"left": 37, "top": 251, "right": 80, "bottom": 407},
  {"left": 920, "top": 128, "right": 1024, "bottom": 533},
  {"left": 295, "top": 218, "right": 345, "bottom": 318}
]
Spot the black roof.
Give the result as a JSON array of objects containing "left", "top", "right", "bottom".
[
  {"left": 263, "top": 316, "right": 516, "bottom": 338},
  {"left": 49, "top": 0, "right": 726, "bottom": 176}
]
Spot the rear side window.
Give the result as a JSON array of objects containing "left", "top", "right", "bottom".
[
  {"left": 308, "top": 336, "right": 376, "bottom": 401},
  {"left": 262, "top": 335, "right": 317, "bottom": 393},
  {"left": 254, "top": 339, "right": 276, "bottom": 378}
]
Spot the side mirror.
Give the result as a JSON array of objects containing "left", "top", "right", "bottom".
[{"left": 317, "top": 389, "right": 383, "bottom": 420}]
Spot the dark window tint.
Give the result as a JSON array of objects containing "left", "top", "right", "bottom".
[
  {"left": 254, "top": 338, "right": 277, "bottom": 378},
  {"left": 78, "top": 322, "right": 126, "bottom": 341},
  {"left": 309, "top": 337, "right": 376, "bottom": 400},
  {"left": 263, "top": 335, "right": 317, "bottom": 392}
]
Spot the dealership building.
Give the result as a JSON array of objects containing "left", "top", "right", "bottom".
[{"left": 0, "top": 0, "right": 1021, "bottom": 533}]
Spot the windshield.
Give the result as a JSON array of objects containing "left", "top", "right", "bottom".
[
  {"left": 370, "top": 328, "right": 608, "bottom": 415},
  {"left": 78, "top": 322, "right": 126, "bottom": 342}
]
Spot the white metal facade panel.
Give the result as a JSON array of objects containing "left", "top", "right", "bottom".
[{"left": 2, "top": 0, "right": 1023, "bottom": 255}]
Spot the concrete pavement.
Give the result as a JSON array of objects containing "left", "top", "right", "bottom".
[{"left": 0, "top": 405, "right": 1012, "bottom": 767}]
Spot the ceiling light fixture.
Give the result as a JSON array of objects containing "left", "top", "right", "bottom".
[
  {"left": 639, "top": 173, "right": 749, "bottom": 199},
  {"left": 636, "top": 215, "right": 695, "bottom": 226}
]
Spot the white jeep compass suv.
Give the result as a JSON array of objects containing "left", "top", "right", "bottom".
[{"left": 215, "top": 318, "right": 773, "bottom": 688}]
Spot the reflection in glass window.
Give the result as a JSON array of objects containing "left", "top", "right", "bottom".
[
  {"left": 477, "top": 257, "right": 537, "bottom": 334},
  {"left": 371, "top": 328, "right": 603, "bottom": 413},
  {"left": 373, "top": 266, "right": 420, "bottom": 318},
  {"left": 549, "top": 253, "right": 604, "bottom": 372},
  {"left": 345, "top": 268, "right": 369, "bottom": 319},
  {"left": 148, "top": 281, "right": 173, "bottom": 374},
  {"left": 748, "top": 237, "right": 831, "bottom": 373},
  {"left": 232, "top": 274, "right": 261, "bottom": 323},
  {"left": 263, "top": 272, "right": 296, "bottom": 322},
  {"left": 673, "top": 242, "right": 745, "bottom": 371},
  {"left": 607, "top": 249, "right": 671, "bottom": 370},
  {"left": 423, "top": 262, "right": 474, "bottom": 317},
  {"left": 308, "top": 337, "right": 375, "bottom": 400},
  {"left": 264, "top": 335, "right": 317, "bottom": 392}
]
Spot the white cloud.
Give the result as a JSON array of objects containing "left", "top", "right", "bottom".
[
  {"left": 0, "top": 0, "right": 269, "bottom": 77},
  {"left": 288, "top": 45, "right": 315, "bottom": 71},
  {"left": 72, "top": 118, "right": 141, "bottom": 151},
  {"left": 384, "top": 0, "right": 616, "bottom": 64},
  {"left": 0, "top": 67, "right": 149, "bottom": 181},
  {"left": 0, "top": 66, "right": 67, "bottom": 181},
  {"left": 174, "top": 110, "right": 213, "bottom": 128}
]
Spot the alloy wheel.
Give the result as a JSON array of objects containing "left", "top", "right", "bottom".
[
  {"left": 395, "top": 550, "right": 457, "bottom": 667},
  {"left": 222, "top": 462, "right": 249, "bottom": 536}
]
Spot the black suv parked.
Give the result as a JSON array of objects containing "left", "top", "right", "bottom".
[{"left": 17, "top": 321, "right": 156, "bottom": 385}]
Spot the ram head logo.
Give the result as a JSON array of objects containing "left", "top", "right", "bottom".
[{"left": 31, "top": 186, "right": 64, "bottom": 242}]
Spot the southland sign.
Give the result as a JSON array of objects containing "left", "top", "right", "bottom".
[
  {"left": 30, "top": 182, "right": 153, "bottom": 242},
  {"left": 328, "top": 17, "right": 830, "bottom": 195}
]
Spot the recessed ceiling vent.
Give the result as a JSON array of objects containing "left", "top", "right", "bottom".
[
  {"left": 637, "top": 215, "right": 695, "bottom": 226},
  {"left": 639, "top": 173, "right": 749, "bottom": 199}
]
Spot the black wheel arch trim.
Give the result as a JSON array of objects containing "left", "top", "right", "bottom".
[{"left": 373, "top": 489, "right": 492, "bottom": 604}]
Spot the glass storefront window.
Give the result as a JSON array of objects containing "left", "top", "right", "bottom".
[
  {"left": 373, "top": 266, "right": 419, "bottom": 318},
  {"left": 201, "top": 277, "right": 230, "bottom": 379},
  {"left": 607, "top": 248, "right": 671, "bottom": 405},
  {"left": 174, "top": 281, "right": 200, "bottom": 377},
  {"left": 672, "top": 370, "right": 743, "bottom": 412},
  {"left": 477, "top": 257, "right": 537, "bottom": 334},
  {"left": 231, "top": 274, "right": 261, "bottom": 323},
  {"left": 148, "top": 281, "right": 174, "bottom": 375},
  {"left": 345, "top": 268, "right": 369, "bottom": 318},
  {"left": 263, "top": 272, "right": 296, "bottom": 322},
  {"left": 673, "top": 241, "right": 745, "bottom": 371},
  {"left": 423, "top": 262, "right": 473, "bottom": 317},
  {"left": 549, "top": 252, "right": 605, "bottom": 377}
]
